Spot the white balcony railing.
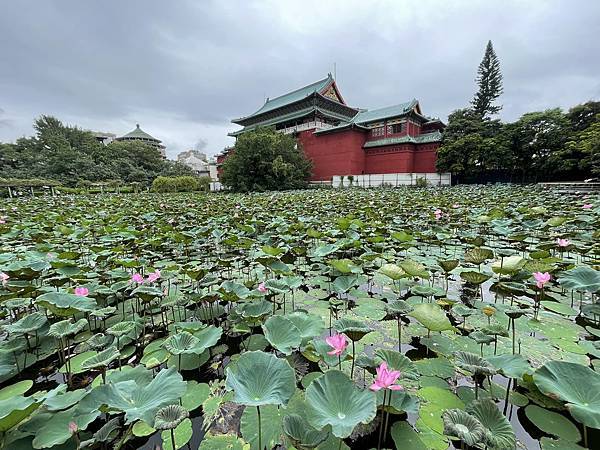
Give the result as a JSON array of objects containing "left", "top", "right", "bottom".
[{"left": 280, "top": 121, "right": 334, "bottom": 134}]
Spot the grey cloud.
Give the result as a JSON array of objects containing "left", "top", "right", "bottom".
[{"left": 1, "top": 0, "right": 598, "bottom": 158}]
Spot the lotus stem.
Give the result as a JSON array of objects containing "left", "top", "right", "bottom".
[
  {"left": 377, "top": 390, "right": 386, "bottom": 450},
  {"left": 170, "top": 428, "right": 176, "bottom": 450},
  {"left": 511, "top": 319, "right": 516, "bottom": 355},
  {"left": 383, "top": 389, "right": 391, "bottom": 443},
  {"left": 257, "top": 405, "right": 262, "bottom": 450},
  {"left": 397, "top": 317, "right": 402, "bottom": 352},
  {"left": 350, "top": 340, "right": 356, "bottom": 378}
]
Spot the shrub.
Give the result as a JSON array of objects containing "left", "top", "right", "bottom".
[
  {"left": 152, "top": 176, "right": 208, "bottom": 193},
  {"left": 415, "top": 177, "right": 428, "bottom": 187}
]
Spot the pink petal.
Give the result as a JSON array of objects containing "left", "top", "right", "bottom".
[
  {"left": 389, "top": 384, "right": 404, "bottom": 391},
  {"left": 369, "top": 383, "right": 383, "bottom": 391}
]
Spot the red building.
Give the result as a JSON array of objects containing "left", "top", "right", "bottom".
[{"left": 224, "top": 74, "right": 444, "bottom": 181}]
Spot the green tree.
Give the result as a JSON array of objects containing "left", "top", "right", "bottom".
[
  {"left": 565, "top": 114, "right": 600, "bottom": 176},
  {"left": 567, "top": 101, "right": 600, "bottom": 132},
  {"left": 471, "top": 40, "right": 503, "bottom": 118},
  {"left": 509, "top": 109, "right": 569, "bottom": 181},
  {"left": 221, "top": 127, "right": 312, "bottom": 192}
]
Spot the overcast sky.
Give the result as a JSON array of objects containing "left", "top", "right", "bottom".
[{"left": 1, "top": 0, "right": 599, "bottom": 159}]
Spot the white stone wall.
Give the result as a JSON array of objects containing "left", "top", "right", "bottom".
[{"left": 331, "top": 173, "right": 451, "bottom": 188}]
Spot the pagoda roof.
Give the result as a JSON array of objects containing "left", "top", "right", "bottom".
[
  {"left": 352, "top": 100, "right": 420, "bottom": 124},
  {"left": 232, "top": 74, "right": 352, "bottom": 125},
  {"left": 363, "top": 130, "right": 442, "bottom": 148},
  {"left": 118, "top": 124, "right": 160, "bottom": 142}
]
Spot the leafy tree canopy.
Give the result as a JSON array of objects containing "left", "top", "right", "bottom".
[{"left": 220, "top": 127, "right": 312, "bottom": 192}]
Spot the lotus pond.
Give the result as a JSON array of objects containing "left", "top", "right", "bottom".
[{"left": 0, "top": 186, "right": 599, "bottom": 450}]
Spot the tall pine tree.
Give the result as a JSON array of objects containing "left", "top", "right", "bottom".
[{"left": 471, "top": 40, "right": 503, "bottom": 118}]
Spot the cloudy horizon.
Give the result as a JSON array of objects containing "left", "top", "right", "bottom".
[{"left": 1, "top": 0, "right": 599, "bottom": 159}]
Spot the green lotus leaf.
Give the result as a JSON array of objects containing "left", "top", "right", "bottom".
[
  {"left": 533, "top": 360, "right": 600, "bottom": 429},
  {"left": 311, "top": 243, "right": 340, "bottom": 258},
  {"left": 283, "top": 413, "right": 329, "bottom": 449},
  {"left": 219, "top": 281, "right": 251, "bottom": 300},
  {"left": 374, "top": 349, "right": 419, "bottom": 380},
  {"left": 43, "top": 386, "right": 88, "bottom": 411},
  {"left": 399, "top": 260, "right": 429, "bottom": 278},
  {"left": 199, "top": 433, "right": 249, "bottom": 450},
  {"left": 31, "top": 405, "right": 100, "bottom": 449},
  {"left": 163, "top": 331, "right": 200, "bottom": 355},
  {"left": 379, "top": 264, "right": 405, "bottom": 280},
  {"left": 391, "top": 230, "right": 413, "bottom": 242},
  {"left": 93, "top": 417, "right": 120, "bottom": 443},
  {"left": 442, "top": 409, "right": 485, "bottom": 446},
  {"left": 154, "top": 404, "right": 189, "bottom": 430},
  {"left": 481, "top": 324, "right": 509, "bottom": 337},
  {"left": 377, "top": 389, "right": 420, "bottom": 415},
  {"left": 558, "top": 266, "right": 600, "bottom": 293},
  {"left": 460, "top": 271, "right": 492, "bottom": 285},
  {"left": 36, "top": 291, "right": 97, "bottom": 316},
  {"left": 385, "top": 299, "right": 413, "bottom": 316},
  {"left": 88, "top": 366, "right": 187, "bottom": 424},
  {"left": 305, "top": 369, "right": 377, "bottom": 438},
  {"left": 3, "top": 312, "right": 47, "bottom": 335},
  {"left": 161, "top": 417, "right": 193, "bottom": 450},
  {"left": 409, "top": 303, "right": 453, "bottom": 332},
  {"left": 465, "top": 247, "right": 494, "bottom": 265},
  {"left": 286, "top": 311, "right": 326, "bottom": 345},
  {"left": 454, "top": 351, "right": 496, "bottom": 376},
  {"left": 0, "top": 380, "right": 33, "bottom": 399},
  {"left": 81, "top": 346, "right": 120, "bottom": 370},
  {"left": 491, "top": 255, "right": 526, "bottom": 275},
  {"left": 132, "top": 284, "right": 164, "bottom": 302},
  {"left": 486, "top": 354, "right": 533, "bottom": 379},
  {"left": 264, "top": 278, "right": 290, "bottom": 294},
  {"left": 467, "top": 399, "right": 516, "bottom": 449},
  {"left": 525, "top": 404, "right": 581, "bottom": 442},
  {"left": 539, "top": 437, "right": 586, "bottom": 449},
  {"left": 438, "top": 259, "right": 460, "bottom": 273},
  {"left": 333, "top": 317, "right": 373, "bottom": 341},
  {"left": 332, "top": 275, "right": 364, "bottom": 293},
  {"left": 48, "top": 318, "right": 87, "bottom": 339},
  {"left": 262, "top": 315, "right": 302, "bottom": 355},
  {"left": 240, "top": 403, "right": 283, "bottom": 450},
  {"left": 0, "top": 395, "right": 38, "bottom": 432},
  {"left": 106, "top": 321, "right": 136, "bottom": 337},
  {"left": 390, "top": 421, "right": 428, "bottom": 450},
  {"left": 181, "top": 380, "right": 210, "bottom": 412},
  {"left": 238, "top": 300, "right": 272, "bottom": 319},
  {"left": 225, "top": 351, "right": 296, "bottom": 406}
]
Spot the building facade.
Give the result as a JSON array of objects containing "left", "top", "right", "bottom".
[
  {"left": 223, "top": 74, "right": 444, "bottom": 181},
  {"left": 177, "top": 149, "right": 219, "bottom": 180}
]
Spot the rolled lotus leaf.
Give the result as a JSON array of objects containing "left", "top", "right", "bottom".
[
  {"left": 333, "top": 317, "right": 373, "bottom": 341},
  {"left": 154, "top": 404, "right": 189, "bottom": 430},
  {"left": 467, "top": 399, "right": 516, "bottom": 449},
  {"left": 439, "top": 259, "right": 460, "bottom": 273},
  {"left": 283, "top": 414, "right": 329, "bottom": 449},
  {"left": 464, "top": 247, "right": 494, "bottom": 265},
  {"left": 460, "top": 271, "right": 492, "bottom": 285},
  {"left": 442, "top": 408, "right": 485, "bottom": 446},
  {"left": 454, "top": 351, "right": 496, "bottom": 376},
  {"left": 225, "top": 351, "right": 295, "bottom": 407}
]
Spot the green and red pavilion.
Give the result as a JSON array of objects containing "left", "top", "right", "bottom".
[{"left": 221, "top": 74, "right": 444, "bottom": 181}]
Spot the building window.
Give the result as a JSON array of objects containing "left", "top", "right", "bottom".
[
  {"left": 371, "top": 127, "right": 384, "bottom": 137},
  {"left": 389, "top": 123, "right": 405, "bottom": 134}
]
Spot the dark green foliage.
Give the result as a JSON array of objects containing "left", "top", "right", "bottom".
[
  {"left": 220, "top": 128, "right": 312, "bottom": 192},
  {"left": 471, "top": 41, "right": 503, "bottom": 118},
  {"left": 0, "top": 115, "right": 196, "bottom": 186},
  {"left": 152, "top": 176, "right": 211, "bottom": 193}
]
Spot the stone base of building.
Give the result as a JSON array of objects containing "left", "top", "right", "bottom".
[{"left": 328, "top": 172, "right": 451, "bottom": 188}]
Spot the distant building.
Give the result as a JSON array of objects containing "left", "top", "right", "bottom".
[
  {"left": 92, "top": 131, "right": 116, "bottom": 145},
  {"left": 115, "top": 124, "right": 166, "bottom": 158},
  {"left": 224, "top": 74, "right": 445, "bottom": 181},
  {"left": 177, "top": 149, "right": 219, "bottom": 180}
]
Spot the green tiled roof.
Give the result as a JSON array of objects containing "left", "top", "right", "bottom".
[
  {"left": 228, "top": 107, "right": 354, "bottom": 137},
  {"left": 233, "top": 75, "right": 334, "bottom": 123},
  {"left": 119, "top": 124, "right": 160, "bottom": 142},
  {"left": 363, "top": 130, "right": 442, "bottom": 148},
  {"left": 352, "top": 100, "right": 418, "bottom": 124}
]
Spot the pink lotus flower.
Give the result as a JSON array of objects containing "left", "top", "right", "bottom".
[
  {"left": 131, "top": 273, "right": 144, "bottom": 284},
  {"left": 0, "top": 272, "right": 9, "bottom": 286},
  {"left": 68, "top": 421, "right": 78, "bottom": 434},
  {"left": 0, "top": 216, "right": 6, "bottom": 224},
  {"left": 257, "top": 282, "right": 267, "bottom": 294},
  {"left": 583, "top": 204, "right": 593, "bottom": 209},
  {"left": 74, "top": 287, "right": 89, "bottom": 297},
  {"left": 556, "top": 238, "right": 570, "bottom": 247},
  {"left": 370, "top": 362, "right": 403, "bottom": 391},
  {"left": 325, "top": 333, "right": 348, "bottom": 356},
  {"left": 147, "top": 270, "right": 161, "bottom": 283},
  {"left": 533, "top": 272, "right": 551, "bottom": 289},
  {"left": 434, "top": 209, "right": 443, "bottom": 220},
  {"left": 452, "top": 204, "right": 460, "bottom": 209}
]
